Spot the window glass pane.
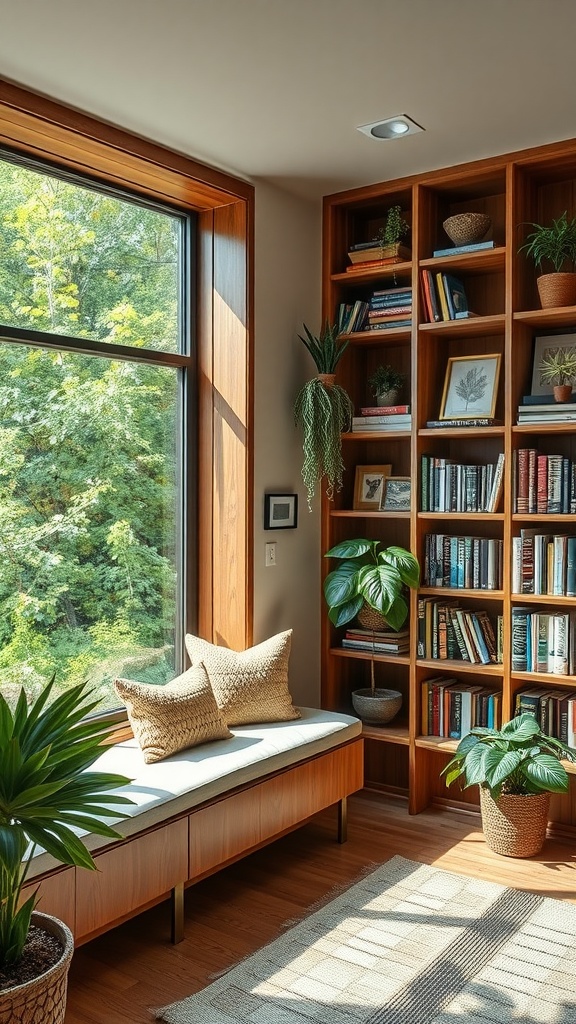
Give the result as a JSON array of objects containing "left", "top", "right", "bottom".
[
  {"left": 0, "top": 343, "right": 180, "bottom": 711},
  {"left": 0, "top": 156, "right": 182, "bottom": 353}
]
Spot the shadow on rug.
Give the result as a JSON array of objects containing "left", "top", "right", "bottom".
[{"left": 155, "top": 854, "right": 576, "bottom": 1024}]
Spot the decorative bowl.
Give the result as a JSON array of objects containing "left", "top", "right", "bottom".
[
  {"left": 443, "top": 212, "right": 491, "bottom": 247},
  {"left": 351, "top": 688, "right": 402, "bottom": 725}
]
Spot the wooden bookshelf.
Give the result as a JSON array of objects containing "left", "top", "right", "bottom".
[{"left": 321, "top": 138, "right": 576, "bottom": 834}]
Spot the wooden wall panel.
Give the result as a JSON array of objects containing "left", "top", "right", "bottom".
[{"left": 21, "top": 867, "right": 76, "bottom": 934}]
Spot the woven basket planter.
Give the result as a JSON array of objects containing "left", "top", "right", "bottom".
[
  {"left": 479, "top": 787, "right": 551, "bottom": 858},
  {"left": 357, "top": 603, "right": 389, "bottom": 632},
  {"left": 352, "top": 687, "right": 402, "bottom": 725},
  {"left": 0, "top": 913, "right": 74, "bottom": 1024},
  {"left": 537, "top": 272, "right": 576, "bottom": 308}
]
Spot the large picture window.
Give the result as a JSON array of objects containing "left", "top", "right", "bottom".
[{"left": 0, "top": 153, "right": 193, "bottom": 710}]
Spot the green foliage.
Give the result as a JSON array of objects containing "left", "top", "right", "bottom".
[
  {"left": 519, "top": 211, "right": 576, "bottom": 273},
  {"left": 297, "top": 322, "right": 349, "bottom": 374},
  {"left": 374, "top": 205, "right": 410, "bottom": 247},
  {"left": 323, "top": 538, "right": 420, "bottom": 632},
  {"left": 294, "top": 379, "right": 353, "bottom": 509},
  {"left": 0, "top": 677, "right": 133, "bottom": 968},
  {"left": 367, "top": 364, "right": 405, "bottom": 398},
  {"left": 538, "top": 346, "right": 576, "bottom": 386},
  {"left": 441, "top": 712, "right": 576, "bottom": 800}
]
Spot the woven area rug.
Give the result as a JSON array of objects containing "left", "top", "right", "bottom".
[{"left": 155, "top": 855, "right": 576, "bottom": 1024}]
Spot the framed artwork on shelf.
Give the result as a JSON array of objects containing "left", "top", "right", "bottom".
[
  {"left": 380, "top": 476, "right": 411, "bottom": 511},
  {"left": 439, "top": 353, "right": 501, "bottom": 420},
  {"left": 530, "top": 332, "right": 576, "bottom": 396},
  {"left": 353, "top": 464, "right": 391, "bottom": 510},
  {"left": 264, "top": 493, "right": 298, "bottom": 529}
]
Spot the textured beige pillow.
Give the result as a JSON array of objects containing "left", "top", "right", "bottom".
[
  {"left": 184, "top": 630, "right": 300, "bottom": 727},
  {"left": 114, "top": 663, "right": 232, "bottom": 764}
]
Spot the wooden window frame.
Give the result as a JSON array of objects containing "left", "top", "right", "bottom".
[{"left": 0, "top": 78, "right": 254, "bottom": 651}]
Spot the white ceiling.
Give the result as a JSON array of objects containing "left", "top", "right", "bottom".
[{"left": 1, "top": 0, "right": 576, "bottom": 204}]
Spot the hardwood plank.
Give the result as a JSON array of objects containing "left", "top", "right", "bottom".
[
  {"left": 21, "top": 867, "right": 76, "bottom": 934},
  {"left": 64, "top": 793, "right": 576, "bottom": 1023}
]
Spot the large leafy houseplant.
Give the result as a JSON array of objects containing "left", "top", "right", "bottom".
[
  {"left": 0, "top": 678, "right": 131, "bottom": 990},
  {"left": 442, "top": 713, "right": 576, "bottom": 857},
  {"left": 294, "top": 322, "right": 353, "bottom": 509},
  {"left": 519, "top": 210, "right": 576, "bottom": 307},
  {"left": 323, "top": 538, "right": 420, "bottom": 633}
]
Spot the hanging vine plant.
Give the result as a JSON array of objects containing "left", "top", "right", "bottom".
[{"left": 294, "top": 322, "right": 353, "bottom": 509}]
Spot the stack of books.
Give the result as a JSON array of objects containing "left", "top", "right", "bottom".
[
  {"left": 513, "top": 448, "right": 576, "bottom": 514},
  {"left": 515, "top": 687, "right": 576, "bottom": 745},
  {"left": 511, "top": 530, "right": 576, "bottom": 596},
  {"left": 432, "top": 240, "right": 497, "bottom": 258},
  {"left": 341, "top": 627, "right": 409, "bottom": 655},
  {"left": 421, "top": 676, "right": 501, "bottom": 738},
  {"left": 512, "top": 608, "right": 575, "bottom": 675},
  {"left": 517, "top": 396, "right": 576, "bottom": 424},
  {"left": 417, "top": 598, "right": 502, "bottom": 664},
  {"left": 366, "top": 284, "right": 412, "bottom": 330},
  {"left": 346, "top": 240, "right": 411, "bottom": 274},
  {"left": 420, "top": 269, "right": 477, "bottom": 322},
  {"left": 352, "top": 404, "right": 411, "bottom": 432}
]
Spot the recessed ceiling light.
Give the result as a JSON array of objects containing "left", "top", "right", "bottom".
[{"left": 356, "top": 115, "right": 424, "bottom": 141}]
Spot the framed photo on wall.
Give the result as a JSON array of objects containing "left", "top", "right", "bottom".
[
  {"left": 380, "top": 476, "right": 411, "bottom": 512},
  {"left": 439, "top": 353, "right": 501, "bottom": 420},
  {"left": 264, "top": 493, "right": 298, "bottom": 529},
  {"left": 353, "top": 464, "right": 392, "bottom": 510}
]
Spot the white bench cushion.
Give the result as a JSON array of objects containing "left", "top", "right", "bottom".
[{"left": 28, "top": 707, "right": 361, "bottom": 878}]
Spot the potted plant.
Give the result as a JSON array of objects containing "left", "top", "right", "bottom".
[
  {"left": 374, "top": 205, "right": 411, "bottom": 258},
  {"left": 323, "top": 538, "right": 419, "bottom": 722},
  {"left": 442, "top": 712, "right": 576, "bottom": 857},
  {"left": 538, "top": 344, "right": 576, "bottom": 402},
  {"left": 294, "top": 322, "right": 354, "bottom": 509},
  {"left": 0, "top": 678, "right": 132, "bottom": 1021},
  {"left": 519, "top": 210, "right": 576, "bottom": 308},
  {"left": 367, "top": 364, "right": 406, "bottom": 407}
]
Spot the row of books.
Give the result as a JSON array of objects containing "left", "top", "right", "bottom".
[
  {"left": 512, "top": 530, "right": 576, "bottom": 597},
  {"left": 420, "top": 453, "right": 504, "bottom": 513},
  {"left": 341, "top": 627, "right": 410, "bottom": 655},
  {"left": 517, "top": 399, "right": 576, "bottom": 424},
  {"left": 513, "top": 449, "right": 576, "bottom": 514},
  {"left": 420, "top": 270, "right": 476, "bottom": 323},
  {"left": 423, "top": 534, "right": 503, "bottom": 591},
  {"left": 421, "top": 676, "right": 501, "bottom": 738},
  {"left": 511, "top": 608, "right": 575, "bottom": 675},
  {"left": 417, "top": 598, "right": 502, "bottom": 664},
  {"left": 515, "top": 687, "right": 576, "bottom": 746}
]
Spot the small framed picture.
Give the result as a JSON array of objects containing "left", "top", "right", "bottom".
[
  {"left": 353, "top": 464, "right": 391, "bottom": 510},
  {"left": 439, "top": 353, "right": 501, "bottom": 420},
  {"left": 264, "top": 493, "right": 298, "bottom": 529},
  {"left": 530, "top": 332, "right": 576, "bottom": 396},
  {"left": 380, "top": 476, "right": 411, "bottom": 511}
]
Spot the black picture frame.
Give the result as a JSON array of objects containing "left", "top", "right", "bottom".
[{"left": 264, "top": 493, "right": 298, "bottom": 530}]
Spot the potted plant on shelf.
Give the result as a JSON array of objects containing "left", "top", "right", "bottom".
[
  {"left": 373, "top": 205, "right": 411, "bottom": 259},
  {"left": 0, "top": 678, "right": 132, "bottom": 1022},
  {"left": 537, "top": 344, "right": 576, "bottom": 402},
  {"left": 367, "top": 364, "right": 406, "bottom": 407},
  {"left": 442, "top": 712, "right": 576, "bottom": 858},
  {"left": 294, "top": 322, "right": 354, "bottom": 510},
  {"left": 519, "top": 210, "right": 576, "bottom": 308},
  {"left": 323, "top": 538, "right": 419, "bottom": 724}
]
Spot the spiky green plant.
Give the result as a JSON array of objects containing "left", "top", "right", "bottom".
[
  {"left": 0, "top": 678, "right": 132, "bottom": 970},
  {"left": 519, "top": 210, "right": 576, "bottom": 273},
  {"left": 294, "top": 378, "right": 353, "bottom": 508},
  {"left": 297, "top": 321, "right": 350, "bottom": 373},
  {"left": 538, "top": 345, "right": 576, "bottom": 386}
]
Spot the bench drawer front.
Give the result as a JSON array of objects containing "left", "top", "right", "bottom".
[
  {"left": 75, "top": 818, "right": 188, "bottom": 940},
  {"left": 21, "top": 867, "right": 76, "bottom": 934},
  {"left": 189, "top": 739, "right": 364, "bottom": 878}
]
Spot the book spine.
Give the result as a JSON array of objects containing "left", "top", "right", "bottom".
[
  {"left": 360, "top": 405, "right": 410, "bottom": 415},
  {"left": 511, "top": 608, "right": 529, "bottom": 671}
]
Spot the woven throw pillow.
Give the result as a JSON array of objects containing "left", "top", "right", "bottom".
[
  {"left": 184, "top": 630, "right": 300, "bottom": 727},
  {"left": 114, "top": 663, "right": 232, "bottom": 764}
]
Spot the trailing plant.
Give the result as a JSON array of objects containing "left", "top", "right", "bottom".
[
  {"left": 538, "top": 345, "right": 576, "bottom": 386},
  {"left": 519, "top": 210, "right": 576, "bottom": 273},
  {"left": 0, "top": 677, "right": 132, "bottom": 971},
  {"left": 368, "top": 364, "right": 406, "bottom": 399},
  {"left": 294, "top": 323, "right": 353, "bottom": 508},
  {"left": 374, "top": 205, "right": 410, "bottom": 247},
  {"left": 323, "top": 538, "right": 420, "bottom": 633},
  {"left": 442, "top": 712, "right": 576, "bottom": 799}
]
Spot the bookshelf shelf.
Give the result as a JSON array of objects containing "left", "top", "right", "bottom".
[
  {"left": 363, "top": 722, "right": 410, "bottom": 745},
  {"left": 322, "top": 135, "right": 576, "bottom": 830}
]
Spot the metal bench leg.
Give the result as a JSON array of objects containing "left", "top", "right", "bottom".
[
  {"left": 171, "top": 882, "right": 185, "bottom": 944},
  {"left": 337, "top": 796, "right": 348, "bottom": 844}
]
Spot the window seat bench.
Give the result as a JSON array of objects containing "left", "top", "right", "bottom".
[{"left": 24, "top": 707, "right": 364, "bottom": 945}]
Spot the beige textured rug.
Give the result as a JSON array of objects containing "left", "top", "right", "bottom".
[{"left": 155, "top": 855, "right": 576, "bottom": 1024}]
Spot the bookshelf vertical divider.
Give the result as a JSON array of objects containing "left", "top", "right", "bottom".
[{"left": 322, "top": 140, "right": 576, "bottom": 835}]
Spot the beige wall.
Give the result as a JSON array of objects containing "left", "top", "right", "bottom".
[{"left": 253, "top": 180, "right": 322, "bottom": 707}]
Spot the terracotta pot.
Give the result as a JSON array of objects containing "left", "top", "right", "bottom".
[
  {"left": 317, "top": 373, "right": 335, "bottom": 387},
  {"left": 553, "top": 384, "right": 573, "bottom": 403},
  {"left": 0, "top": 913, "right": 74, "bottom": 1024},
  {"left": 479, "top": 787, "right": 550, "bottom": 858},
  {"left": 537, "top": 272, "right": 576, "bottom": 309}
]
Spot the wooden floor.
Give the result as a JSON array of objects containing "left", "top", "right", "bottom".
[{"left": 65, "top": 792, "right": 576, "bottom": 1023}]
